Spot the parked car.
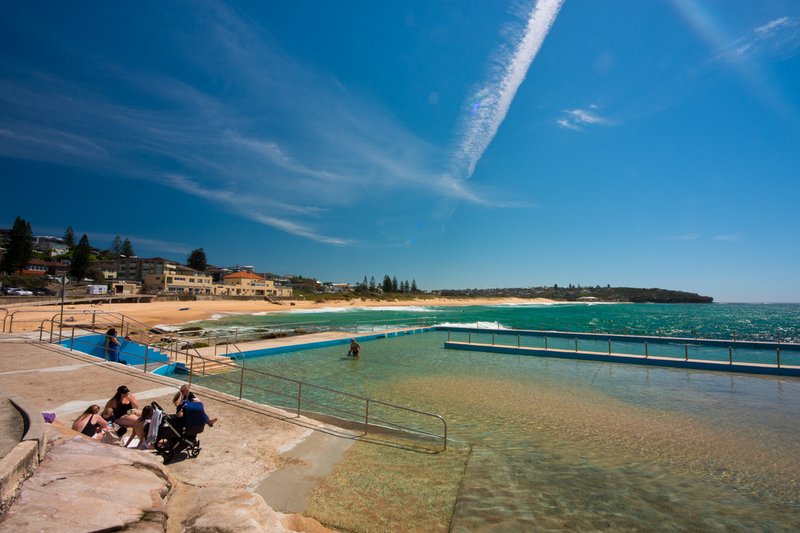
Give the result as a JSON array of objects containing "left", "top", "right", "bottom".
[
  {"left": 8, "top": 288, "right": 33, "bottom": 296},
  {"left": 32, "top": 287, "right": 56, "bottom": 296}
]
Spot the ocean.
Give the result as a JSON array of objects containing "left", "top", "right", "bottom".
[{"left": 193, "top": 302, "right": 800, "bottom": 343}]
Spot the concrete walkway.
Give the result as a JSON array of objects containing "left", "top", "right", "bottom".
[{"left": 0, "top": 335, "right": 359, "bottom": 514}]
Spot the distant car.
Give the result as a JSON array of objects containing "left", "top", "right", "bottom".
[
  {"left": 32, "top": 288, "right": 56, "bottom": 296},
  {"left": 0, "top": 287, "right": 18, "bottom": 295},
  {"left": 9, "top": 289, "right": 33, "bottom": 296}
]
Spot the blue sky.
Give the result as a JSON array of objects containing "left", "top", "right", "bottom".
[{"left": 1, "top": 1, "right": 799, "bottom": 302}]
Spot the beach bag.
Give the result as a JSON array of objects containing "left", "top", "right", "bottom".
[{"left": 101, "top": 428, "right": 122, "bottom": 445}]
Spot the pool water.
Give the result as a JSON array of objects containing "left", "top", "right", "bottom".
[{"left": 197, "top": 331, "right": 800, "bottom": 531}]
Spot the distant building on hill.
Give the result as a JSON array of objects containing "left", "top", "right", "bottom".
[{"left": 96, "top": 257, "right": 178, "bottom": 282}]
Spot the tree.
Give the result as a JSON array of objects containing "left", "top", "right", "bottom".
[
  {"left": 1, "top": 215, "right": 34, "bottom": 273},
  {"left": 411, "top": 279, "right": 418, "bottom": 292},
  {"left": 362, "top": 276, "right": 368, "bottom": 289},
  {"left": 63, "top": 226, "right": 75, "bottom": 248},
  {"left": 120, "top": 238, "right": 135, "bottom": 257},
  {"left": 187, "top": 248, "right": 208, "bottom": 271},
  {"left": 369, "top": 276, "right": 376, "bottom": 291},
  {"left": 70, "top": 234, "right": 92, "bottom": 279},
  {"left": 402, "top": 280, "right": 409, "bottom": 293},
  {"left": 391, "top": 276, "right": 399, "bottom": 292},
  {"left": 110, "top": 235, "right": 122, "bottom": 256},
  {"left": 382, "top": 275, "right": 392, "bottom": 293}
]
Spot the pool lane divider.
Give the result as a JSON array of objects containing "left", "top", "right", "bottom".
[{"left": 443, "top": 341, "right": 800, "bottom": 377}]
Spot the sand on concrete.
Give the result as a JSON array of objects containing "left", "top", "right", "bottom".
[{"left": 2, "top": 296, "right": 557, "bottom": 333}]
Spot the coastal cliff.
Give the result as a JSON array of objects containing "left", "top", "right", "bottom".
[{"left": 436, "top": 286, "right": 714, "bottom": 303}]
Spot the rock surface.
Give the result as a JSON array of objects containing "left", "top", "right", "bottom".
[{"left": 0, "top": 430, "right": 336, "bottom": 533}]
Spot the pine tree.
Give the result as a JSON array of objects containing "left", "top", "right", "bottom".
[
  {"left": 187, "top": 248, "right": 208, "bottom": 271},
  {"left": 382, "top": 275, "right": 392, "bottom": 293},
  {"left": 362, "top": 276, "right": 368, "bottom": 289},
  {"left": 120, "top": 238, "right": 135, "bottom": 257},
  {"left": 391, "top": 276, "right": 398, "bottom": 292},
  {"left": 110, "top": 235, "right": 122, "bottom": 256},
  {"left": 411, "top": 279, "right": 418, "bottom": 292},
  {"left": 63, "top": 226, "right": 75, "bottom": 248},
  {"left": 70, "top": 234, "right": 92, "bottom": 279},
  {"left": 1, "top": 215, "right": 34, "bottom": 273},
  {"left": 369, "top": 276, "right": 376, "bottom": 291}
]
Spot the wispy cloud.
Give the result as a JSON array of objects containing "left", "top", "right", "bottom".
[
  {"left": 452, "top": 0, "right": 564, "bottom": 178},
  {"left": 0, "top": 2, "right": 564, "bottom": 246},
  {"left": 660, "top": 234, "right": 701, "bottom": 241},
  {"left": 671, "top": 1, "right": 799, "bottom": 111},
  {"left": 557, "top": 106, "right": 614, "bottom": 130},
  {"left": 713, "top": 234, "right": 741, "bottom": 242}
]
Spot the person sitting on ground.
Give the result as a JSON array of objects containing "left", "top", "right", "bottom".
[
  {"left": 125, "top": 405, "right": 154, "bottom": 449},
  {"left": 105, "top": 328, "right": 122, "bottom": 363},
  {"left": 72, "top": 405, "right": 109, "bottom": 437},
  {"left": 348, "top": 338, "right": 361, "bottom": 358},
  {"left": 105, "top": 385, "right": 141, "bottom": 429},
  {"left": 172, "top": 384, "right": 196, "bottom": 409},
  {"left": 175, "top": 397, "right": 218, "bottom": 428}
]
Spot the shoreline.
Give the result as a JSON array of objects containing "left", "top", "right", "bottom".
[{"left": 4, "top": 296, "right": 560, "bottom": 332}]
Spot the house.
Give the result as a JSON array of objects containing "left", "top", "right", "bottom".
[
  {"left": 33, "top": 236, "right": 68, "bottom": 257},
  {"left": 143, "top": 265, "right": 214, "bottom": 294},
  {"left": 220, "top": 271, "right": 275, "bottom": 297},
  {"left": 20, "top": 258, "right": 69, "bottom": 278}
]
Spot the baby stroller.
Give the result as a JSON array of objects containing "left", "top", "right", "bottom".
[{"left": 151, "top": 401, "right": 205, "bottom": 463}]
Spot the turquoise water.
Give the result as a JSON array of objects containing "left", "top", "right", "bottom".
[
  {"left": 192, "top": 303, "right": 800, "bottom": 530},
  {"left": 196, "top": 302, "right": 800, "bottom": 343}
]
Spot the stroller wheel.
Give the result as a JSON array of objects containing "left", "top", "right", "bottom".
[{"left": 189, "top": 447, "right": 201, "bottom": 458}]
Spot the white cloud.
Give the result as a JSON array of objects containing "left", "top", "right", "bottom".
[
  {"left": 556, "top": 118, "right": 582, "bottom": 131},
  {"left": 556, "top": 106, "right": 614, "bottom": 131},
  {"left": 452, "top": 0, "right": 565, "bottom": 178}
]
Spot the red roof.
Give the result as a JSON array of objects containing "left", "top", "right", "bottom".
[{"left": 223, "top": 271, "right": 264, "bottom": 280}]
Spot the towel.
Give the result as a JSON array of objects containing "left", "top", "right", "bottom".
[{"left": 145, "top": 409, "right": 163, "bottom": 446}]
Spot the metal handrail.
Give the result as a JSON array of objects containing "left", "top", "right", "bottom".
[
  {"left": 449, "top": 328, "right": 798, "bottom": 369},
  {"left": 184, "top": 350, "right": 447, "bottom": 451}
]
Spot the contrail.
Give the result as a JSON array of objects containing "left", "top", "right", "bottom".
[{"left": 454, "top": 0, "right": 564, "bottom": 179}]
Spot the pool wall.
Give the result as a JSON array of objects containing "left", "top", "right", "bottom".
[{"left": 444, "top": 341, "right": 800, "bottom": 377}]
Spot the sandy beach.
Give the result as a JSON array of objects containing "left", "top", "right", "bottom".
[{"left": 3, "top": 296, "right": 557, "bottom": 332}]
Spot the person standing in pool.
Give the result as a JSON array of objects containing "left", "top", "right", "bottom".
[
  {"left": 348, "top": 338, "right": 361, "bottom": 358},
  {"left": 105, "top": 328, "right": 122, "bottom": 362}
]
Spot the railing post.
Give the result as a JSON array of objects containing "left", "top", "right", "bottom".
[
  {"left": 517, "top": 334, "right": 520, "bottom": 348},
  {"left": 70, "top": 327, "right": 75, "bottom": 350},
  {"left": 91, "top": 312, "right": 96, "bottom": 329},
  {"left": 468, "top": 333, "right": 471, "bottom": 344},
  {"left": 235, "top": 328, "right": 239, "bottom": 343},
  {"left": 144, "top": 344, "right": 149, "bottom": 373},
  {"left": 685, "top": 345, "right": 689, "bottom": 361},
  {"left": 608, "top": 339, "right": 611, "bottom": 355},
  {"left": 544, "top": 336, "right": 548, "bottom": 350},
  {"left": 574, "top": 338, "right": 578, "bottom": 352},
  {"left": 777, "top": 347, "right": 781, "bottom": 368},
  {"left": 728, "top": 346, "right": 732, "bottom": 364},
  {"left": 239, "top": 358, "right": 246, "bottom": 400},
  {"left": 732, "top": 331, "right": 737, "bottom": 342},
  {"left": 364, "top": 399, "right": 370, "bottom": 435},
  {"left": 644, "top": 341, "right": 648, "bottom": 358},
  {"left": 296, "top": 382, "right": 302, "bottom": 416},
  {"left": 492, "top": 334, "right": 495, "bottom": 346}
]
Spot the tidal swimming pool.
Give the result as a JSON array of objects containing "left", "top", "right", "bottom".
[{"left": 194, "top": 331, "right": 800, "bottom": 531}]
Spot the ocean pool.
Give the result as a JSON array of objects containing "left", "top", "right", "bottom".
[{"left": 193, "top": 330, "right": 800, "bottom": 531}]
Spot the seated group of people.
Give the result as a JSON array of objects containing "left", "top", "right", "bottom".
[{"left": 71, "top": 383, "right": 216, "bottom": 449}]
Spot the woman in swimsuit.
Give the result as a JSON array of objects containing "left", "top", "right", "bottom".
[
  {"left": 125, "top": 405, "right": 154, "bottom": 449},
  {"left": 72, "top": 404, "right": 109, "bottom": 437},
  {"left": 104, "top": 385, "right": 141, "bottom": 428}
]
